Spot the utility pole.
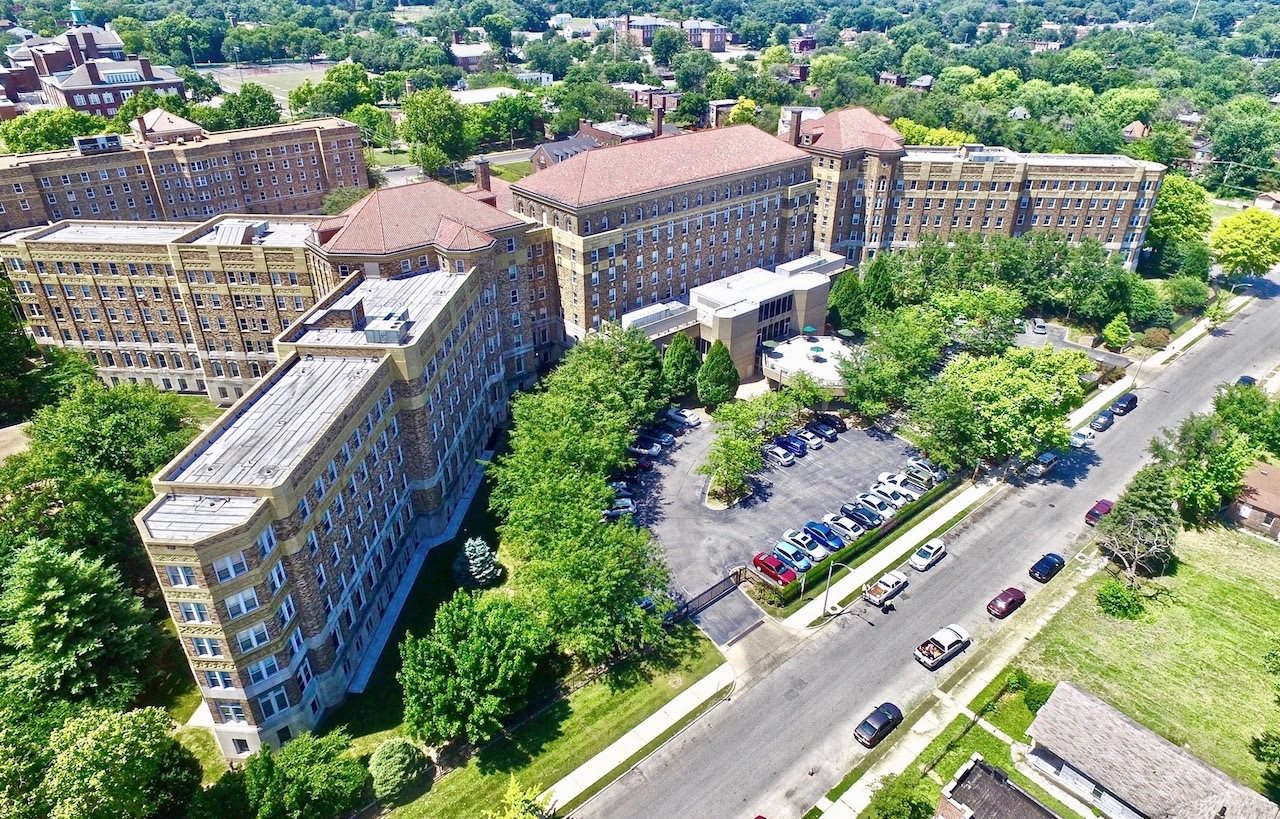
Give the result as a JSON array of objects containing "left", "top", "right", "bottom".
[{"left": 187, "top": 35, "right": 196, "bottom": 67}]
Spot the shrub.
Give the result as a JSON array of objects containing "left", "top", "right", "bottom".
[
  {"left": 1023, "top": 680, "right": 1057, "bottom": 713},
  {"left": 1005, "top": 667, "right": 1032, "bottom": 693},
  {"left": 1139, "top": 327, "right": 1170, "bottom": 349},
  {"left": 1096, "top": 578, "right": 1145, "bottom": 619},
  {"left": 370, "top": 738, "right": 432, "bottom": 804}
]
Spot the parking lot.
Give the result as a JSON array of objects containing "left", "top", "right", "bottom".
[{"left": 627, "top": 413, "right": 917, "bottom": 641}]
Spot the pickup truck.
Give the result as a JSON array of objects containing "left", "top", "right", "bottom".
[
  {"left": 863, "top": 570, "right": 909, "bottom": 608},
  {"left": 913, "top": 624, "right": 971, "bottom": 670}
]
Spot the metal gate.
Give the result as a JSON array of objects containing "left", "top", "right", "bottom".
[{"left": 678, "top": 566, "right": 747, "bottom": 618}]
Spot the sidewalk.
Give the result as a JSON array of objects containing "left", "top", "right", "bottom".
[{"left": 542, "top": 662, "right": 735, "bottom": 811}]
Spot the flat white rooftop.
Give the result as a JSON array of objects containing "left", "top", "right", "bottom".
[
  {"left": 903, "top": 145, "right": 1161, "bottom": 171},
  {"left": 170, "top": 355, "right": 383, "bottom": 488},
  {"left": 187, "top": 217, "right": 315, "bottom": 247},
  {"left": 141, "top": 494, "right": 264, "bottom": 543},
  {"left": 33, "top": 221, "right": 198, "bottom": 244},
  {"left": 294, "top": 270, "right": 467, "bottom": 348},
  {"left": 692, "top": 266, "right": 829, "bottom": 315}
]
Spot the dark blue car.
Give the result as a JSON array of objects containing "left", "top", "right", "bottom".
[
  {"left": 1029, "top": 553, "right": 1066, "bottom": 583},
  {"left": 803, "top": 520, "right": 845, "bottom": 552},
  {"left": 841, "top": 502, "right": 884, "bottom": 530},
  {"left": 775, "top": 435, "right": 808, "bottom": 457}
]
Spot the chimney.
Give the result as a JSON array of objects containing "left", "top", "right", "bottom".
[
  {"left": 789, "top": 110, "right": 803, "bottom": 146},
  {"left": 81, "top": 32, "right": 97, "bottom": 59},
  {"left": 653, "top": 106, "right": 664, "bottom": 139},
  {"left": 475, "top": 155, "right": 491, "bottom": 191},
  {"left": 138, "top": 56, "right": 154, "bottom": 80},
  {"left": 32, "top": 50, "right": 50, "bottom": 76},
  {"left": 66, "top": 33, "right": 83, "bottom": 66},
  {"left": 134, "top": 114, "right": 147, "bottom": 139},
  {"left": 85, "top": 60, "right": 100, "bottom": 85},
  {"left": 451, "top": 30, "right": 462, "bottom": 45}
]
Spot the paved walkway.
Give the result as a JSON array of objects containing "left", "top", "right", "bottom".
[
  {"left": 541, "top": 663, "right": 735, "bottom": 811},
  {"left": 0, "top": 422, "right": 28, "bottom": 463}
]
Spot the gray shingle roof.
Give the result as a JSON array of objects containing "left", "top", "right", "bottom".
[{"left": 1028, "top": 683, "right": 1280, "bottom": 819}]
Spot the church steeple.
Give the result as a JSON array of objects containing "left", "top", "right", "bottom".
[{"left": 69, "top": 0, "right": 86, "bottom": 25}]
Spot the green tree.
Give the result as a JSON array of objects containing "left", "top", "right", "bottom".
[
  {"left": 410, "top": 142, "right": 451, "bottom": 177},
  {"left": 41, "top": 707, "right": 200, "bottom": 819},
  {"left": 1151, "top": 413, "right": 1256, "bottom": 523},
  {"left": 650, "top": 27, "right": 689, "bottom": 66},
  {"left": 322, "top": 185, "right": 373, "bottom": 214},
  {"left": 699, "top": 421, "right": 764, "bottom": 501},
  {"left": 0, "top": 695, "right": 82, "bottom": 819},
  {"left": 110, "top": 88, "right": 187, "bottom": 130},
  {"left": 725, "top": 97, "right": 759, "bottom": 126},
  {"left": 672, "top": 49, "right": 718, "bottom": 92},
  {"left": 784, "top": 371, "right": 831, "bottom": 412},
  {"left": 345, "top": 102, "right": 395, "bottom": 147},
  {"left": 1097, "top": 464, "right": 1179, "bottom": 587},
  {"left": 400, "top": 592, "right": 549, "bottom": 746},
  {"left": 1101, "top": 312, "right": 1131, "bottom": 350},
  {"left": 402, "top": 88, "right": 474, "bottom": 162},
  {"left": 0, "top": 540, "right": 155, "bottom": 705},
  {"left": 0, "top": 108, "right": 108, "bottom": 153},
  {"left": 932, "top": 283, "right": 1027, "bottom": 356},
  {"left": 759, "top": 44, "right": 792, "bottom": 72},
  {"left": 696, "top": 340, "right": 740, "bottom": 409},
  {"left": 176, "top": 66, "right": 221, "bottom": 102},
  {"left": 1146, "top": 175, "right": 1211, "bottom": 272},
  {"left": 485, "top": 94, "right": 543, "bottom": 147},
  {"left": 1204, "top": 95, "right": 1280, "bottom": 193},
  {"left": 220, "top": 83, "right": 281, "bottom": 129},
  {"left": 242, "top": 729, "right": 367, "bottom": 819},
  {"left": 184, "top": 769, "right": 251, "bottom": 819},
  {"left": 481, "top": 14, "right": 514, "bottom": 50},
  {"left": 1210, "top": 208, "right": 1280, "bottom": 281},
  {"left": 0, "top": 279, "right": 34, "bottom": 423},
  {"left": 827, "top": 269, "right": 865, "bottom": 330},
  {"left": 454, "top": 536, "right": 502, "bottom": 587},
  {"left": 1213, "top": 382, "right": 1276, "bottom": 449},
  {"left": 864, "top": 773, "right": 934, "bottom": 819},
  {"left": 369, "top": 738, "right": 431, "bottom": 805},
  {"left": 840, "top": 305, "right": 949, "bottom": 418},
  {"left": 484, "top": 775, "right": 549, "bottom": 819},
  {"left": 661, "top": 332, "right": 700, "bottom": 400},
  {"left": 1163, "top": 276, "right": 1210, "bottom": 313}
]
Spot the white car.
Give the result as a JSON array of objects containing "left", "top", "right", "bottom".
[
  {"left": 822, "top": 513, "right": 863, "bottom": 541},
  {"left": 791, "top": 534, "right": 831, "bottom": 563},
  {"left": 628, "top": 442, "right": 661, "bottom": 457},
  {"left": 909, "top": 457, "right": 949, "bottom": 483},
  {"left": 869, "top": 482, "right": 910, "bottom": 509},
  {"left": 666, "top": 407, "right": 700, "bottom": 427},
  {"left": 878, "top": 472, "right": 925, "bottom": 501},
  {"left": 1069, "top": 429, "right": 1095, "bottom": 449},
  {"left": 863, "top": 570, "right": 909, "bottom": 607},
  {"left": 793, "top": 428, "right": 824, "bottom": 450},
  {"left": 783, "top": 528, "right": 815, "bottom": 551},
  {"left": 857, "top": 492, "right": 896, "bottom": 518},
  {"left": 909, "top": 538, "right": 947, "bottom": 571},
  {"left": 914, "top": 624, "right": 971, "bottom": 670}
]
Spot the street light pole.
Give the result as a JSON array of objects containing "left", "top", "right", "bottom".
[{"left": 820, "top": 560, "right": 855, "bottom": 614}]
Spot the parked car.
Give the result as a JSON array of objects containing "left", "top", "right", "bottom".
[
  {"left": 610, "top": 497, "right": 636, "bottom": 514},
  {"left": 782, "top": 528, "right": 816, "bottom": 551},
  {"left": 640, "top": 429, "right": 676, "bottom": 448},
  {"left": 806, "top": 421, "right": 838, "bottom": 442},
  {"left": 869, "top": 482, "right": 910, "bottom": 508},
  {"left": 1029, "top": 553, "right": 1066, "bottom": 583},
  {"left": 854, "top": 702, "right": 904, "bottom": 748},
  {"left": 841, "top": 502, "right": 884, "bottom": 530},
  {"left": 1069, "top": 429, "right": 1095, "bottom": 449},
  {"left": 1085, "top": 498, "right": 1114, "bottom": 526},
  {"left": 986, "top": 587, "right": 1027, "bottom": 619},
  {"left": 803, "top": 520, "right": 845, "bottom": 552},
  {"left": 914, "top": 624, "right": 972, "bottom": 670},
  {"left": 628, "top": 442, "right": 661, "bottom": 458},
  {"left": 753, "top": 552, "right": 797, "bottom": 586},
  {"left": 601, "top": 507, "right": 627, "bottom": 521},
  {"left": 863, "top": 571, "right": 909, "bottom": 608},
  {"left": 666, "top": 407, "right": 700, "bottom": 427},
  {"left": 1031, "top": 317, "right": 1048, "bottom": 334},
  {"left": 610, "top": 483, "right": 634, "bottom": 499},
  {"left": 822, "top": 513, "right": 863, "bottom": 541},
  {"left": 775, "top": 435, "right": 808, "bottom": 457},
  {"left": 903, "top": 464, "right": 937, "bottom": 487},
  {"left": 814, "top": 412, "right": 849, "bottom": 433},
  {"left": 1025, "top": 451, "right": 1059, "bottom": 478},
  {"left": 1089, "top": 411, "right": 1115, "bottom": 432},
  {"left": 1109, "top": 392, "right": 1138, "bottom": 415},
  {"left": 855, "top": 492, "right": 895, "bottom": 519},
  {"left": 763, "top": 445, "right": 795, "bottom": 467},
  {"left": 880, "top": 472, "right": 927, "bottom": 499},
  {"left": 910, "top": 458, "right": 949, "bottom": 483},
  {"left": 791, "top": 529, "right": 832, "bottom": 562},
  {"left": 659, "top": 419, "right": 685, "bottom": 437},
  {"left": 773, "top": 541, "right": 814, "bottom": 573},
  {"left": 909, "top": 538, "right": 947, "bottom": 571},
  {"left": 793, "top": 427, "right": 824, "bottom": 450},
  {"left": 1238, "top": 375, "right": 1258, "bottom": 387}
]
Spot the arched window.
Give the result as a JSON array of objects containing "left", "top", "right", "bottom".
[{"left": 583, "top": 219, "right": 592, "bottom": 234}]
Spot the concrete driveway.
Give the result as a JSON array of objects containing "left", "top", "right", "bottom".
[{"left": 1017, "top": 322, "right": 1131, "bottom": 369}]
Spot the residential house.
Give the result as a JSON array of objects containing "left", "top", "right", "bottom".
[
  {"left": 910, "top": 74, "right": 934, "bottom": 92},
  {"left": 514, "top": 70, "right": 553, "bottom": 87},
  {"left": 937, "top": 754, "right": 1061, "bottom": 819},
  {"left": 449, "top": 34, "right": 492, "bottom": 73},
  {"left": 577, "top": 114, "right": 658, "bottom": 147},
  {"left": 530, "top": 135, "right": 599, "bottom": 170},
  {"left": 787, "top": 63, "right": 810, "bottom": 82},
  {"left": 789, "top": 36, "right": 816, "bottom": 53},
  {"left": 1254, "top": 192, "right": 1280, "bottom": 213},
  {"left": 1026, "top": 682, "right": 1280, "bottom": 819},
  {"left": 878, "top": 71, "right": 906, "bottom": 87},
  {"left": 1121, "top": 120, "right": 1150, "bottom": 142},
  {"left": 616, "top": 14, "right": 677, "bottom": 47},
  {"left": 707, "top": 98, "right": 737, "bottom": 128},
  {"left": 1230, "top": 461, "right": 1280, "bottom": 539}
]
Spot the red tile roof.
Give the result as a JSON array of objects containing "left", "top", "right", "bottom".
[
  {"left": 800, "top": 107, "right": 905, "bottom": 154},
  {"left": 461, "top": 176, "right": 515, "bottom": 213},
  {"left": 320, "top": 179, "right": 522, "bottom": 255},
  {"left": 513, "top": 125, "right": 810, "bottom": 209}
]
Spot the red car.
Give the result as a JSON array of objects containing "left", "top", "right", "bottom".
[
  {"left": 986, "top": 587, "right": 1027, "bottom": 618},
  {"left": 753, "top": 552, "right": 798, "bottom": 586},
  {"left": 1085, "top": 498, "right": 1114, "bottom": 526}
]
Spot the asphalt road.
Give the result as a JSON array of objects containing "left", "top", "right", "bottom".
[{"left": 579, "top": 279, "right": 1280, "bottom": 819}]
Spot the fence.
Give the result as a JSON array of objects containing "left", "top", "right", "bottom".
[{"left": 676, "top": 566, "right": 748, "bottom": 620}]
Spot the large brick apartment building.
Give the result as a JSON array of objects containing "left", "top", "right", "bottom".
[
  {"left": 134, "top": 179, "right": 559, "bottom": 759},
  {"left": 511, "top": 124, "right": 816, "bottom": 339},
  {"left": 791, "top": 108, "right": 1164, "bottom": 269},
  {"left": 0, "top": 113, "right": 365, "bottom": 230}
]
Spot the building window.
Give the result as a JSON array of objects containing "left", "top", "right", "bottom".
[
  {"left": 225, "top": 588, "right": 260, "bottom": 620},
  {"left": 205, "top": 670, "right": 234, "bottom": 688},
  {"left": 232, "top": 738, "right": 250, "bottom": 754},
  {"left": 179, "top": 602, "right": 209, "bottom": 623},
  {"left": 258, "top": 685, "right": 290, "bottom": 720},
  {"left": 267, "top": 562, "right": 287, "bottom": 594},
  {"left": 218, "top": 702, "right": 247, "bottom": 723},
  {"left": 236, "top": 623, "right": 270, "bottom": 653},
  {"left": 192, "top": 637, "right": 222, "bottom": 657},
  {"left": 247, "top": 655, "right": 281, "bottom": 685},
  {"left": 213, "top": 551, "right": 249, "bottom": 583},
  {"left": 166, "top": 565, "right": 198, "bottom": 587}
]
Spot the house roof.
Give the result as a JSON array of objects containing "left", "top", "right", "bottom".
[
  {"left": 319, "top": 179, "right": 522, "bottom": 255},
  {"left": 1028, "top": 682, "right": 1280, "bottom": 819},
  {"left": 682, "top": 18, "right": 726, "bottom": 30},
  {"left": 461, "top": 175, "right": 515, "bottom": 212},
  {"left": 534, "top": 135, "right": 599, "bottom": 163},
  {"left": 451, "top": 42, "right": 492, "bottom": 59},
  {"left": 799, "top": 107, "right": 905, "bottom": 154},
  {"left": 513, "top": 125, "right": 809, "bottom": 209},
  {"left": 1238, "top": 462, "right": 1280, "bottom": 513},
  {"left": 49, "top": 58, "right": 179, "bottom": 89},
  {"left": 138, "top": 107, "right": 202, "bottom": 135},
  {"left": 945, "top": 756, "right": 1060, "bottom": 818}
]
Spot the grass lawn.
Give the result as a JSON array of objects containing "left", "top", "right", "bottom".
[
  {"left": 136, "top": 618, "right": 204, "bottom": 723},
  {"left": 322, "top": 475, "right": 499, "bottom": 757},
  {"left": 492, "top": 161, "right": 534, "bottom": 182},
  {"left": 1209, "top": 199, "right": 1246, "bottom": 230},
  {"left": 969, "top": 672, "right": 1039, "bottom": 742},
  {"left": 1018, "top": 527, "right": 1280, "bottom": 798},
  {"left": 390, "top": 625, "right": 723, "bottom": 818},
  {"left": 907, "top": 717, "right": 1084, "bottom": 818},
  {"left": 176, "top": 726, "right": 227, "bottom": 786},
  {"left": 174, "top": 393, "right": 227, "bottom": 429},
  {"left": 368, "top": 147, "right": 412, "bottom": 167}
]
